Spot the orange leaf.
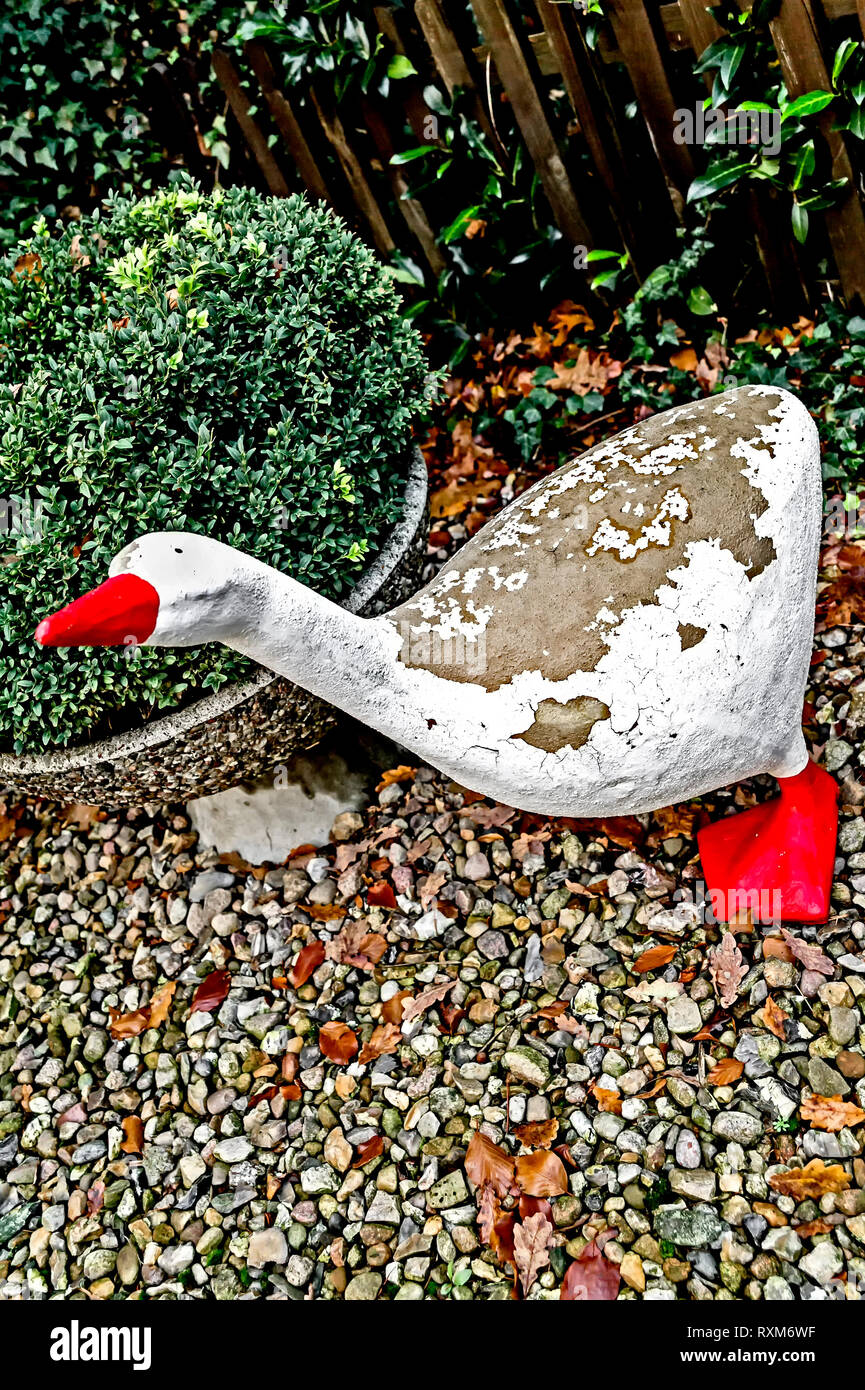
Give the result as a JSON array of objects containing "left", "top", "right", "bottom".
[
  {"left": 593, "top": 1087, "right": 623, "bottom": 1114},
  {"left": 289, "top": 939, "right": 325, "bottom": 988},
  {"left": 513, "top": 1118, "right": 559, "bottom": 1149},
  {"left": 706, "top": 1057, "right": 744, "bottom": 1085},
  {"left": 382, "top": 989, "right": 413, "bottom": 1025},
  {"left": 763, "top": 994, "right": 789, "bottom": 1040},
  {"left": 375, "top": 765, "right": 416, "bottom": 791},
  {"left": 148, "top": 982, "right": 176, "bottom": 1029},
  {"left": 109, "top": 981, "right": 175, "bottom": 1039},
  {"left": 367, "top": 881, "right": 397, "bottom": 910},
  {"left": 801, "top": 1094, "right": 865, "bottom": 1132},
  {"left": 769, "top": 1159, "right": 851, "bottom": 1199},
  {"left": 358, "top": 1023, "right": 402, "bottom": 1065},
  {"left": 319, "top": 1021, "right": 359, "bottom": 1064},
  {"left": 633, "top": 944, "right": 676, "bottom": 973},
  {"left": 515, "top": 1149, "right": 568, "bottom": 1197},
  {"left": 465, "top": 1131, "right": 517, "bottom": 1197},
  {"left": 307, "top": 903, "right": 346, "bottom": 922},
  {"left": 120, "top": 1116, "right": 144, "bottom": 1154}
]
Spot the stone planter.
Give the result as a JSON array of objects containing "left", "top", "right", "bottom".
[{"left": 0, "top": 449, "right": 428, "bottom": 805}]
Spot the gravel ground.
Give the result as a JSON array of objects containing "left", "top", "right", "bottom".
[{"left": 1, "top": 522, "right": 864, "bottom": 1301}]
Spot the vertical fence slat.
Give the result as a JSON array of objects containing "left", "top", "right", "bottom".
[
  {"left": 361, "top": 98, "right": 448, "bottom": 274},
  {"left": 211, "top": 49, "right": 290, "bottom": 197},
  {"left": 244, "top": 42, "right": 333, "bottom": 205},
  {"left": 309, "top": 90, "right": 396, "bottom": 255},
  {"left": 414, "top": 0, "right": 504, "bottom": 155},
  {"left": 770, "top": 0, "right": 865, "bottom": 304},
  {"left": 606, "top": 0, "right": 695, "bottom": 209},
  {"left": 469, "top": 0, "right": 593, "bottom": 248},
  {"left": 534, "top": 0, "right": 646, "bottom": 267}
]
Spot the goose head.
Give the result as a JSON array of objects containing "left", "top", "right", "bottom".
[{"left": 34, "top": 531, "right": 256, "bottom": 651}]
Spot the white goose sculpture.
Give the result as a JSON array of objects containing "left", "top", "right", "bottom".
[{"left": 35, "top": 385, "right": 837, "bottom": 924}]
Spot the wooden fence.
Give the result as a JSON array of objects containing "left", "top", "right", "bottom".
[{"left": 150, "top": 0, "right": 865, "bottom": 311}]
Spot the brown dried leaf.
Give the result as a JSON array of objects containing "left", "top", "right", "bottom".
[
  {"left": 801, "top": 1094, "right": 865, "bottom": 1132},
  {"left": 706, "top": 1057, "right": 744, "bottom": 1086},
  {"left": 375, "top": 765, "right": 417, "bottom": 791},
  {"left": 593, "top": 1086, "right": 623, "bottom": 1114},
  {"left": 325, "top": 921, "right": 387, "bottom": 970},
  {"left": 769, "top": 1159, "right": 851, "bottom": 1199},
  {"left": 561, "top": 1238, "right": 620, "bottom": 1301},
  {"left": 120, "top": 1116, "right": 144, "bottom": 1154},
  {"left": 633, "top": 943, "right": 676, "bottom": 973},
  {"left": 465, "top": 1131, "right": 517, "bottom": 1198},
  {"left": 780, "top": 929, "right": 834, "bottom": 977},
  {"left": 401, "top": 978, "right": 456, "bottom": 1022},
  {"left": 513, "top": 1210, "right": 554, "bottom": 1295},
  {"left": 358, "top": 1022, "right": 402, "bottom": 1065},
  {"left": 515, "top": 1149, "right": 568, "bottom": 1197},
  {"left": 109, "top": 981, "right": 175, "bottom": 1039},
  {"left": 709, "top": 932, "right": 748, "bottom": 1007},
  {"left": 513, "top": 1118, "right": 559, "bottom": 1150},
  {"left": 319, "top": 1021, "right": 359, "bottom": 1064},
  {"left": 763, "top": 994, "right": 789, "bottom": 1040},
  {"left": 288, "top": 939, "right": 325, "bottom": 988}
]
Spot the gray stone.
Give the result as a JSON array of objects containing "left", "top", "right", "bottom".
[
  {"left": 711, "top": 1110, "right": 762, "bottom": 1145},
  {"left": 654, "top": 1206, "right": 725, "bottom": 1249},
  {"left": 666, "top": 996, "right": 702, "bottom": 1036}
]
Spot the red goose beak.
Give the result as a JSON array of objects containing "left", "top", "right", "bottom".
[{"left": 34, "top": 574, "right": 160, "bottom": 648}]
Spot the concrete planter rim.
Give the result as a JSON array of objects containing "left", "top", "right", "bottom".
[{"left": 1, "top": 447, "right": 427, "bottom": 783}]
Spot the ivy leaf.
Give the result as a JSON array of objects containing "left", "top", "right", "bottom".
[{"left": 687, "top": 284, "right": 718, "bottom": 316}]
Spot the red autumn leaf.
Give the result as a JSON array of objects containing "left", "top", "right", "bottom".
[
  {"left": 352, "top": 1134, "right": 384, "bottom": 1168},
  {"left": 561, "top": 1238, "right": 620, "bottom": 1301},
  {"left": 465, "top": 1131, "right": 518, "bottom": 1197},
  {"left": 477, "top": 1181, "right": 516, "bottom": 1269},
  {"left": 367, "top": 881, "right": 398, "bottom": 910},
  {"left": 319, "top": 1021, "right": 359, "bottom": 1064},
  {"left": 515, "top": 1149, "right": 568, "bottom": 1197},
  {"left": 289, "top": 939, "right": 325, "bottom": 988},
  {"left": 191, "top": 969, "right": 231, "bottom": 1014}
]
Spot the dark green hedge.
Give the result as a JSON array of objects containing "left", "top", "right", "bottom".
[{"left": 0, "top": 179, "right": 430, "bottom": 753}]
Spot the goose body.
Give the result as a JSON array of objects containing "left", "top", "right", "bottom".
[{"left": 37, "top": 385, "right": 821, "bottom": 819}]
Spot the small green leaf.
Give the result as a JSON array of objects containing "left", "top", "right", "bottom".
[
  {"left": 387, "top": 54, "right": 417, "bottom": 79},
  {"left": 781, "top": 90, "right": 834, "bottom": 122},
  {"left": 687, "top": 285, "right": 717, "bottom": 316},
  {"left": 791, "top": 200, "right": 809, "bottom": 243}
]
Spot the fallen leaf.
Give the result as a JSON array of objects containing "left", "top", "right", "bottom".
[
  {"left": 87, "top": 1181, "right": 105, "bottom": 1215},
  {"left": 633, "top": 943, "right": 676, "bottom": 973},
  {"left": 514, "top": 1210, "right": 554, "bottom": 1295},
  {"left": 593, "top": 1086, "right": 623, "bottom": 1114},
  {"left": 109, "top": 981, "right": 175, "bottom": 1039},
  {"left": 288, "top": 939, "right": 325, "bottom": 987},
  {"left": 515, "top": 1149, "right": 568, "bottom": 1197},
  {"left": 12, "top": 251, "right": 41, "bottom": 282},
  {"left": 358, "top": 1023, "right": 402, "bottom": 1064},
  {"left": 801, "top": 1094, "right": 865, "bottom": 1132},
  {"left": 376, "top": 765, "right": 417, "bottom": 791},
  {"left": 477, "top": 1181, "right": 516, "bottom": 1268},
  {"left": 325, "top": 921, "right": 387, "bottom": 970},
  {"left": 307, "top": 903, "right": 346, "bottom": 922},
  {"left": 706, "top": 1057, "right": 744, "bottom": 1085},
  {"left": 669, "top": 346, "right": 698, "bottom": 371},
  {"left": 401, "top": 978, "right": 456, "bottom": 1022},
  {"left": 367, "top": 881, "right": 397, "bottom": 910},
  {"left": 769, "top": 1159, "right": 851, "bottom": 1199},
  {"left": 709, "top": 932, "right": 748, "bottom": 1007},
  {"left": 561, "top": 1237, "right": 620, "bottom": 1301},
  {"left": 319, "top": 1021, "right": 359, "bottom": 1064},
  {"left": 120, "top": 1116, "right": 144, "bottom": 1154},
  {"left": 465, "top": 1130, "right": 517, "bottom": 1197},
  {"left": 190, "top": 969, "right": 230, "bottom": 1015},
  {"left": 513, "top": 1118, "right": 559, "bottom": 1149},
  {"left": 382, "top": 989, "right": 413, "bottom": 1025},
  {"left": 352, "top": 1134, "right": 384, "bottom": 1167},
  {"left": 780, "top": 929, "right": 833, "bottom": 977},
  {"left": 762, "top": 994, "right": 789, "bottom": 1040}
]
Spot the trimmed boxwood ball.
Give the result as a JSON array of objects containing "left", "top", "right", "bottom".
[{"left": 0, "top": 179, "right": 432, "bottom": 754}]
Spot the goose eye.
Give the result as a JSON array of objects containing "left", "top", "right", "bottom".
[{"left": 174, "top": 547, "right": 183, "bottom": 554}]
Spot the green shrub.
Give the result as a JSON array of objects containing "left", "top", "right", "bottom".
[{"left": 0, "top": 179, "right": 431, "bottom": 754}]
